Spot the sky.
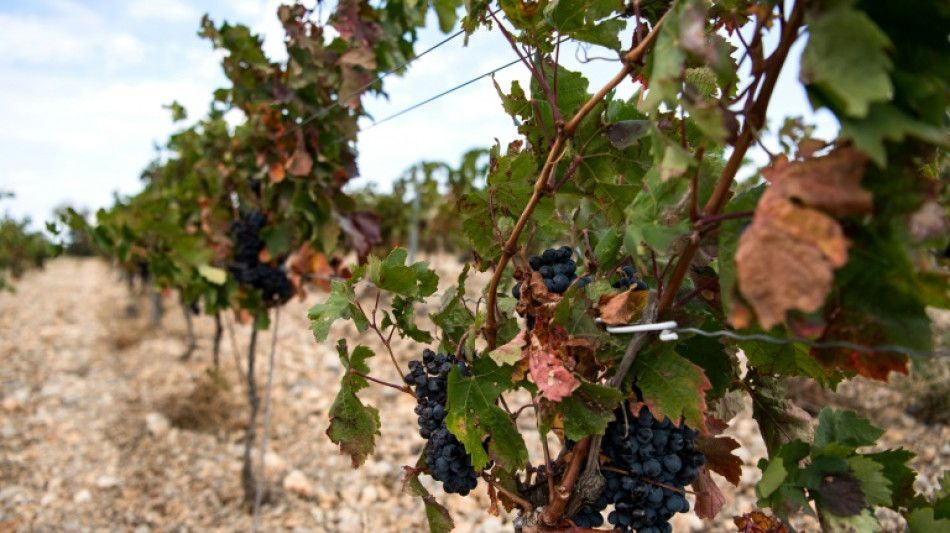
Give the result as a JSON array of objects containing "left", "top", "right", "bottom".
[{"left": 0, "top": 0, "right": 837, "bottom": 231}]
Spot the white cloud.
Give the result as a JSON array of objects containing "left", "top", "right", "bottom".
[
  {"left": 126, "top": 0, "right": 198, "bottom": 22},
  {"left": 0, "top": 2, "right": 146, "bottom": 67}
]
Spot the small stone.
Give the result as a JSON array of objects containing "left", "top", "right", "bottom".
[
  {"left": 133, "top": 527, "right": 150, "bottom": 533},
  {"left": 941, "top": 442, "right": 950, "bottom": 456},
  {"left": 336, "top": 508, "right": 362, "bottom": 533},
  {"left": 282, "top": 469, "right": 313, "bottom": 499},
  {"left": 360, "top": 485, "right": 378, "bottom": 504},
  {"left": 145, "top": 412, "right": 170, "bottom": 437},
  {"left": 73, "top": 489, "right": 92, "bottom": 504},
  {"left": 40, "top": 492, "right": 57, "bottom": 506},
  {"left": 1, "top": 397, "right": 19, "bottom": 411},
  {"left": 264, "top": 451, "right": 287, "bottom": 473},
  {"left": 95, "top": 475, "right": 121, "bottom": 489}
]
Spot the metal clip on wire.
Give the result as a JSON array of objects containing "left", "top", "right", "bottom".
[{"left": 597, "top": 319, "right": 680, "bottom": 341}]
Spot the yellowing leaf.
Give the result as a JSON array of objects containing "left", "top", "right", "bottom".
[{"left": 197, "top": 264, "right": 227, "bottom": 285}]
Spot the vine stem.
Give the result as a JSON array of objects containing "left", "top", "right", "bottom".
[
  {"left": 656, "top": 0, "right": 805, "bottom": 314},
  {"left": 225, "top": 311, "right": 247, "bottom": 390},
  {"left": 484, "top": 9, "right": 671, "bottom": 349},
  {"left": 241, "top": 324, "right": 260, "bottom": 507},
  {"left": 253, "top": 305, "right": 281, "bottom": 532}
]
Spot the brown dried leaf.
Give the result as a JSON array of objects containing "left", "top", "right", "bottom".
[
  {"left": 598, "top": 289, "right": 650, "bottom": 325},
  {"left": 286, "top": 143, "right": 313, "bottom": 177},
  {"left": 760, "top": 199, "right": 849, "bottom": 267},
  {"left": 734, "top": 221, "right": 835, "bottom": 330},
  {"left": 762, "top": 147, "right": 872, "bottom": 217},
  {"left": 734, "top": 511, "right": 790, "bottom": 533}
]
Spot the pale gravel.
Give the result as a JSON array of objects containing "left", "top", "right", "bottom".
[{"left": 0, "top": 257, "right": 946, "bottom": 533}]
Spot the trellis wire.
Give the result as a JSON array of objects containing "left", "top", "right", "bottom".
[{"left": 671, "top": 327, "right": 950, "bottom": 359}]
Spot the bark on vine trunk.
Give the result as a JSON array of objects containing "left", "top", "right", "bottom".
[{"left": 241, "top": 325, "right": 260, "bottom": 506}]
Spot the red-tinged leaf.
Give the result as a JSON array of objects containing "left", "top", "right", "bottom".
[
  {"left": 528, "top": 332, "right": 577, "bottom": 402},
  {"left": 733, "top": 511, "right": 790, "bottom": 533},
  {"left": 488, "top": 330, "right": 526, "bottom": 367},
  {"left": 697, "top": 434, "right": 743, "bottom": 485},
  {"left": 693, "top": 466, "right": 727, "bottom": 519},
  {"left": 598, "top": 289, "right": 650, "bottom": 325},
  {"left": 326, "top": 343, "right": 380, "bottom": 468},
  {"left": 632, "top": 343, "right": 710, "bottom": 432},
  {"left": 338, "top": 211, "right": 381, "bottom": 262}
]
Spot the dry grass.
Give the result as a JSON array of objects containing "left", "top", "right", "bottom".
[{"left": 160, "top": 370, "right": 239, "bottom": 432}]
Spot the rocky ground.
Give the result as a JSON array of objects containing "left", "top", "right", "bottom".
[{"left": 1, "top": 257, "right": 947, "bottom": 533}]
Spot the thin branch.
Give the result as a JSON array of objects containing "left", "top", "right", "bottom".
[
  {"left": 490, "top": 10, "right": 562, "bottom": 124},
  {"left": 696, "top": 210, "right": 754, "bottom": 227},
  {"left": 672, "top": 275, "right": 720, "bottom": 310}
]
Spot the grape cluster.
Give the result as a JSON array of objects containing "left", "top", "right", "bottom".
[
  {"left": 613, "top": 265, "right": 648, "bottom": 291},
  {"left": 404, "top": 349, "right": 478, "bottom": 495},
  {"left": 571, "top": 404, "right": 704, "bottom": 532},
  {"left": 229, "top": 210, "right": 293, "bottom": 305},
  {"left": 512, "top": 246, "right": 589, "bottom": 299}
]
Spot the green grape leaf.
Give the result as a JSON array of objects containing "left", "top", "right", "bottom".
[
  {"left": 390, "top": 296, "right": 433, "bottom": 343},
  {"left": 625, "top": 167, "right": 691, "bottom": 255},
  {"left": 592, "top": 227, "right": 624, "bottom": 272},
  {"left": 740, "top": 339, "right": 833, "bottom": 383},
  {"left": 819, "top": 508, "right": 881, "bottom": 533},
  {"left": 757, "top": 457, "right": 789, "bottom": 499},
  {"left": 675, "top": 330, "right": 738, "bottom": 400},
  {"left": 864, "top": 449, "right": 919, "bottom": 510},
  {"left": 839, "top": 103, "right": 950, "bottom": 167},
  {"left": 308, "top": 281, "right": 368, "bottom": 342},
  {"left": 404, "top": 461, "right": 455, "bottom": 533},
  {"left": 445, "top": 358, "right": 529, "bottom": 471},
  {"left": 801, "top": 5, "right": 893, "bottom": 118},
  {"left": 366, "top": 248, "right": 424, "bottom": 296},
  {"left": 605, "top": 120, "right": 651, "bottom": 150},
  {"left": 813, "top": 408, "right": 885, "bottom": 453},
  {"left": 326, "top": 342, "right": 380, "bottom": 468},
  {"left": 560, "top": 380, "right": 623, "bottom": 441},
  {"left": 747, "top": 375, "right": 815, "bottom": 456},
  {"left": 848, "top": 455, "right": 891, "bottom": 507},
  {"left": 907, "top": 508, "right": 950, "bottom": 533},
  {"left": 630, "top": 343, "right": 710, "bottom": 431}
]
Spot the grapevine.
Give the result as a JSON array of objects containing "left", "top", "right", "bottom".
[{"left": 64, "top": 0, "right": 950, "bottom": 532}]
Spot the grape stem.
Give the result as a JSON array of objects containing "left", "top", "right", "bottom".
[
  {"left": 350, "top": 370, "right": 413, "bottom": 395},
  {"left": 484, "top": 475, "right": 534, "bottom": 512},
  {"left": 484, "top": 8, "right": 671, "bottom": 349}
]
